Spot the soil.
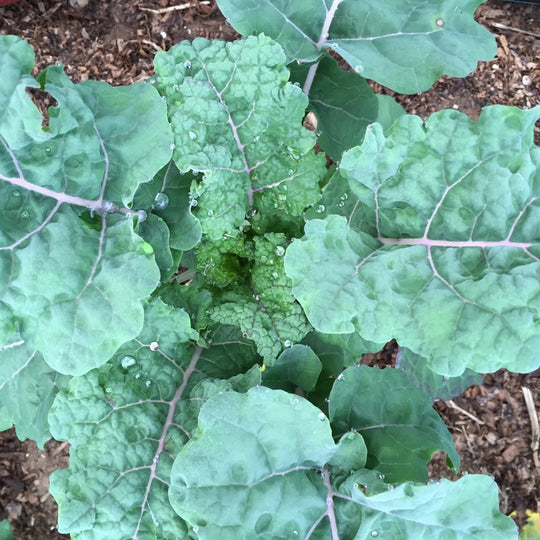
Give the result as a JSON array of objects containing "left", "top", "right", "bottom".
[{"left": 0, "top": 1, "right": 539, "bottom": 538}]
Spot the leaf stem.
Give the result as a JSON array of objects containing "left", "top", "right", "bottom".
[
  {"left": 302, "top": 0, "right": 344, "bottom": 97},
  {"left": 321, "top": 466, "right": 340, "bottom": 540}
]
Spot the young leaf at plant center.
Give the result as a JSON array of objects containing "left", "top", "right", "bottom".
[
  {"left": 153, "top": 35, "right": 326, "bottom": 239},
  {"left": 217, "top": 0, "right": 496, "bottom": 93},
  {"left": 335, "top": 474, "right": 517, "bottom": 538},
  {"left": 0, "top": 36, "right": 173, "bottom": 375},
  {"left": 289, "top": 55, "right": 405, "bottom": 161},
  {"left": 397, "top": 347, "right": 483, "bottom": 403},
  {"left": 329, "top": 365, "right": 460, "bottom": 483},
  {"left": 0, "top": 336, "right": 70, "bottom": 448},
  {"left": 262, "top": 344, "right": 322, "bottom": 393},
  {"left": 285, "top": 106, "right": 540, "bottom": 376},
  {"left": 210, "top": 232, "right": 311, "bottom": 362},
  {"left": 169, "top": 387, "right": 335, "bottom": 539}
]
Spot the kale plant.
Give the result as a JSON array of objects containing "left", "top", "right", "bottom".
[{"left": 1, "top": 0, "right": 538, "bottom": 538}]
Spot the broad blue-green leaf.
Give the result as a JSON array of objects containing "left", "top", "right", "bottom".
[
  {"left": 328, "top": 431, "right": 368, "bottom": 472},
  {"left": 397, "top": 347, "right": 483, "bottom": 402},
  {"left": 154, "top": 35, "right": 325, "bottom": 239},
  {"left": 49, "top": 298, "right": 260, "bottom": 539},
  {"left": 289, "top": 55, "right": 405, "bottom": 160},
  {"left": 262, "top": 344, "right": 322, "bottom": 392},
  {"left": 49, "top": 298, "right": 199, "bottom": 538},
  {"left": 0, "top": 36, "right": 173, "bottom": 375},
  {"left": 217, "top": 0, "right": 496, "bottom": 93},
  {"left": 335, "top": 474, "right": 517, "bottom": 539},
  {"left": 285, "top": 106, "right": 540, "bottom": 376},
  {"left": 0, "top": 336, "right": 69, "bottom": 448},
  {"left": 132, "top": 161, "right": 202, "bottom": 253},
  {"left": 0, "top": 520, "right": 12, "bottom": 540},
  {"left": 169, "top": 387, "right": 334, "bottom": 539},
  {"left": 329, "top": 365, "right": 459, "bottom": 483}
]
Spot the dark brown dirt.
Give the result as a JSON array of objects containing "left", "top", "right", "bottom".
[{"left": 0, "top": 1, "right": 539, "bottom": 538}]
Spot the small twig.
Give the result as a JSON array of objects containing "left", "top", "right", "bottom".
[
  {"left": 447, "top": 399, "right": 485, "bottom": 425},
  {"left": 489, "top": 21, "right": 540, "bottom": 39},
  {"left": 521, "top": 386, "right": 539, "bottom": 468},
  {"left": 141, "top": 39, "right": 162, "bottom": 52},
  {"left": 50, "top": 440, "right": 70, "bottom": 457},
  {"left": 138, "top": 1, "right": 210, "bottom": 15}
]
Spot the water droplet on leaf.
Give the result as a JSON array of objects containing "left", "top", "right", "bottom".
[
  {"left": 371, "top": 531, "right": 379, "bottom": 537},
  {"left": 170, "top": 143, "right": 176, "bottom": 150},
  {"left": 184, "top": 60, "right": 192, "bottom": 69},
  {"left": 207, "top": 210, "right": 214, "bottom": 216},
  {"left": 317, "top": 412, "right": 326, "bottom": 421},
  {"left": 141, "top": 241, "right": 153, "bottom": 255},
  {"left": 149, "top": 341, "right": 159, "bottom": 351},
  {"left": 12, "top": 190, "right": 20, "bottom": 198},
  {"left": 136, "top": 210, "right": 148, "bottom": 223},
  {"left": 20, "top": 210, "right": 30, "bottom": 219},
  {"left": 145, "top": 380, "right": 152, "bottom": 387},
  {"left": 152, "top": 192, "right": 169, "bottom": 210},
  {"left": 317, "top": 205, "right": 325, "bottom": 213},
  {"left": 190, "top": 199, "right": 198, "bottom": 207},
  {"left": 189, "top": 131, "right": 197, "bottom": 140},
  {"left": 121, "top": 356, "right": 137, "bottom": 369},
  {"left": 284, "top": 340, "right": 293, "bottom": 348},
  {"left": 275, "top": 246, "right": 285, "bottom": 257}
]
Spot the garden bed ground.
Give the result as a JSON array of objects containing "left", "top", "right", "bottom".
[{"left": 0, "top": 0, "right": 539, "bottom": 538}]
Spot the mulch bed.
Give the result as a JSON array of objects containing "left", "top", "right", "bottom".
[{"left": 0, "top": 1, "right": 539, "bottom": 538}]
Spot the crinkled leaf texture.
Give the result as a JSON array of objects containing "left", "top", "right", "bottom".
[
  {"left": 329, "top": 365, "right": 460, "bottom": 483},
  {"left": 154, "top": 35, "right": 326, "bottom": 239},
  {"left": 0, "top": 337, "right": 69, "bottom": 448},
  {"left": 48, "top": 297, "right": 261, "bottom": 539},
  {"left": 285, "top": 106, "right": 540, "bottom": 376},
  {"left": 217, "top": 0, "right": 496, "bottom": 93},
  {"left": 0, "top": 35, "right": 173, "bottom": 376},
  {"left": 169, "top": 386, "right": 515, "bottom": 539}
]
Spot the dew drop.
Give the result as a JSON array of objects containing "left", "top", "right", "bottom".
[
  {"left": 336, "top": 373, "right": 345, "bottom": 381},
  {"left": 149, "top": 341, "right": 159, "bottom": 351},
  {"left": 293, "top": 532, "right": 299, "bottom": 537},
  {"left": 341, "top": 193, "right": 348, "bottom": 200},
  {"left": 20, "top": 210, "right": 30, "bottom": 219},
  {"left": 329, "top": 42, "right": 338, "bottom": 50},
  {"left": 105, "top": 387, "right": 112, "bottom": 394},
  {"left": 152, "top": 192, "right": 169, "bottom": 210},
  {"left": 173, "top": 84, "right": 179, "bottom": 91},
  {"left": 189, "top": 131, "right": 197, "bottom": 140},
  {"left": 207, "top": 209, "right": 214, "bottom": 216},
  {"left": 135, "top": 372, "right": 141, "bottom": 379},
  {"left": 275, "top": 246, "right": 285, "bottom": 257},
  {"left": 378, "top": 473, "right": 385, "bottom": 480},
  {"left": 141, "top": 241, "right": 154, "bottom": 255},
  {"left": 435, "top": 17, "right": 444, "bottom": 26},
  {"left": 12, "top": 190, "right": 20, "bottom": 198},
  {"left": 55, "top": 60, "right": 61, "bottom": 66},
  {"left": 354, "top": 64, "right": 364, "bottom": 73},
  {"left": 145, "top": 380, "right": 152, "bottom": 387},
  {"left": 271, "top": 271, "right": 279, "bottom": 278},
  {"left": 121, "top": 355, "right": 137, "bottom": 369},
  {"left": 45, "top": 146, "right": 52, "bottom": 155},
  {"left": 338, "top": 201, "right": 345, "bottom": 207},
  {"left": 170, "top": 143, "right": 176, "bottom": 150},
  {"left": 190, "top": 199, "right": 198, "bottom": 207},
  {"left": 317, "top": 412, "right": 326, "bottom": 421},
  {"left": 184, "top": 60, "right": 192, "bottom": 69},
  {"left": 443, "top": 375, "right": 449, "bottom": 381},
  {"left": 371, "top": 532, "right": 379, "bottom": 537},
  {"left": 288, "top": 169, "right": 294, "bottom": 175},
  {"left": 136, "top": 210, "right": 148, "bottom": 223},
  {"left": 284, "top": 340, "right": 293, "bottom": 348},
  {"left": 317, "top": 204, "right": 325, "bottom": 213}
]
